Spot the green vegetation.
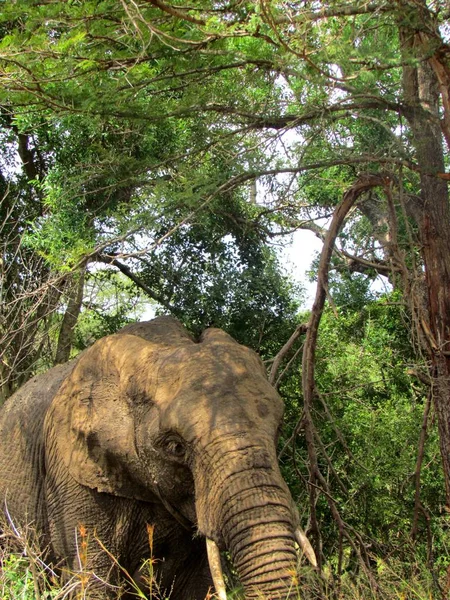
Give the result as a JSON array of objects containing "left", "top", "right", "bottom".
[{"left": 1, "top": 0, "right": 449, "bottom": 597}]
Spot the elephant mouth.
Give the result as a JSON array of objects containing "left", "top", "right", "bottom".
[{"left": 154, "top": 483, "right": 195, "bottom": 531}]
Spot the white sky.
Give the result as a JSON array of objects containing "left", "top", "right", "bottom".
[{"left": 277, "top": 229, "right": 323, "bottom": 309}]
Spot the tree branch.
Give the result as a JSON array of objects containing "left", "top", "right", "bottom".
[
  {"left": 336, "top": 250, "right": 392, "bottom": 277},
  {"left": 271, "top": 2, "right": 392, "bottom": 24},
  {"left": 95, "top": 254, "right": 177, "bottom": 314},
  {"left": 411, "top": 389, "right": 432, "bottom": 539},
  {"left": 143, "top": 0, "right": 206, "bottom": 25},
  {"left": 54, "top": 270, "right": 85, "bottom": 365},
  {"left": 300, "top": 172, "right": 394, "bottom": 565}
]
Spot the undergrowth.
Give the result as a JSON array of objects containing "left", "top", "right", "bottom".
[{"left": 0, "top": 515, "right": 447, "bottom": 599}]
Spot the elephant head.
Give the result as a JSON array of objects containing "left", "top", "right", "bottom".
[{"left": 45, "top": 317, "right": 315, "bottom": 598}]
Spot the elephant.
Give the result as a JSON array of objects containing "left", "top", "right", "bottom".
[{"left": 0, "top": 316, "right": 315, "bottom": 599}]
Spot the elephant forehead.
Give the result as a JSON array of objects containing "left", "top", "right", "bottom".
[
  {"left": 153, "top": 345, "right": 283, "bottom": 434},
  {"left": 156, "top": 344, "right": 263, "bottom": 394},
  {"left": 184, "top": 340, "right": 258, "bottom": 368}
]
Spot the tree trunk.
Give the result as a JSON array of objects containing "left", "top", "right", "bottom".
[
  {"left": 54, "top": 270, "right": 85, "bottom": 365},
  {"left": 399, "top": 4, "right": 450, "bottom": 505},
  {"left": 419, "top": 199, "right": 450, "bottom": 504}
]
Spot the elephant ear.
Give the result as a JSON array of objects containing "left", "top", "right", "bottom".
[{"left": 45, "top": 334, "right": 156, "bottom": 498}]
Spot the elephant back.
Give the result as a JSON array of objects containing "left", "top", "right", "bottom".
[{"left": 0, "top": 361, "right": 76, "bottom": 532}]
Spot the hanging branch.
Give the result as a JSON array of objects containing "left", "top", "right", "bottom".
[{"left": 300, "top": 172, "right": 393, "bottom": 568}]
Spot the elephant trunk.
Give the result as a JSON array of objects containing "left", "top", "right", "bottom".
[
  {"left": 221, "top": 482, "right": 298, "bottom": 598},
  {"left": 196, "top": 439, "right": 299, "bottom": 599}
]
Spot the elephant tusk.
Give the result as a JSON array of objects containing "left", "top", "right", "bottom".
[
  {"left": 206, "top": 538, "right": 227, "bottom": 600},
  {"left": 295, "top": 527, "right": 318, "bottom": 567}
]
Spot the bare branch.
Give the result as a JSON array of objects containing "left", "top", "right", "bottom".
[{"left": 268, "top": 323, "right": 308, "bottom": 385}]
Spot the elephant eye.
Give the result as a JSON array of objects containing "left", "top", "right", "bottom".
[{"left": 162, "top": 437, "right": 186, "bottom": 459}]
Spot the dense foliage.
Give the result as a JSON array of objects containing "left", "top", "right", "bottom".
[{"left": 281, "top": 297, "right": 445, "bottom": 567}]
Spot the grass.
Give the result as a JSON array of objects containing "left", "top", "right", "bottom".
[
  {"left": 0, "top": 517, "right": 60, "bottom": 600},
  {"left": 0, "top": 515, "right": 141, "bottom": 599},
  {"left": 0, "top": 514, "right": 447, "bottom": 599}
]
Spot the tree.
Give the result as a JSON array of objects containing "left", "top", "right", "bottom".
[
  {"left": 0, "top": 2, "right": 301, "bottom": 395},
  {"left": 0, "top": 0, "right": 449, "bottom": 580}
]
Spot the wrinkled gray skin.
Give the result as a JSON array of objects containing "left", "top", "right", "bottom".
[{"left": 0, "top": 317, "right": 300, "bottom": 599}]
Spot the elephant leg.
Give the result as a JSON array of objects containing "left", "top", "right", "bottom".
[{"left": 46, "top": 479, "right": 144, "bottom": 597}]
